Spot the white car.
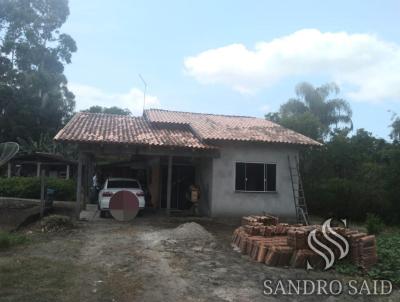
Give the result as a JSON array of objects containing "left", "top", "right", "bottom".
[{"left": 98, "top": 177, "right": 145, "bottom": 217}]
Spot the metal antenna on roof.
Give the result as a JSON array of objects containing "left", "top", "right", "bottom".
[{"left": 139, "top": 74, "right": 147, "bottom": 115}]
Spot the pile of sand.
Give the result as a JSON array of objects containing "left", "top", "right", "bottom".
[
  {"left": 140, "top": 222, "right": 214, "bottom": 246},
  {"left": 168, "top": 222, "right": 214, "bottom": 241}
]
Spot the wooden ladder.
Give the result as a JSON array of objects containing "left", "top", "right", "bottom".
[{"left": 288, "top": 155, "right": 309, "bottom": 225}]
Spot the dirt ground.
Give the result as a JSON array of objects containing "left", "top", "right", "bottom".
[{"left": 0, "top": 214, "right": 398, "bottom": 302}]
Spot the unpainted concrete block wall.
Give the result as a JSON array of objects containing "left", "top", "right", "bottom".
[{"left": 209, "top": 142, "right": 298, "bottom": 219}]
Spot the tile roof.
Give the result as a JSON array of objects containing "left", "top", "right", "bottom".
[
  {"left": 144, "top": 109, "right": 321, "bottom": 146},
  {"left": 54, "top": 112, "right": 213, "bottom": 149}
]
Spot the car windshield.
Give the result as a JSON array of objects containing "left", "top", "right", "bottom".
[{"left": 107, "top": 180, "right": 140, "bottom": 189}]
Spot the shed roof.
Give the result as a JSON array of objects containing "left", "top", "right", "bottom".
[{"left": 13, "top": 152, "right": 77, "bottom": 164}]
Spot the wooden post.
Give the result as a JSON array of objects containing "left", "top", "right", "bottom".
[
  {"left": 151, "top": 157, "right": 161, "bottom": 208},
  {"left": 40, "top": 169, "right": 45, "bottom": 218},
  {"left": 166, "top": 155, "right": 173, "bottom": 216},
  {"left": 36, "top": 162, "right": 41, "bottom": 177},
  {"left": 87, "top": 154, "right": 94, "bottom": 204},
  {"left": 82, "top": 154, "right": 87, "bottom": 210},
  {"left": 76, "top": 152, "right": 83, "bottom": 219},
  {"left": 66, "top": 164, "right": 70, "bottom": 180},
  {"left": 7, "top": 162, "right": 11, "bottom": 178},
  {"left": 82, "top": 153, "right": 92, "bottom": 209}
]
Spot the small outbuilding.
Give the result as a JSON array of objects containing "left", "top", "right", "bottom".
[
  {"left": 5, "top": 152, "right": 77, "bottom": 179},
  {"left": 54, "top": 109, "right": 320, "bottom": 219}
]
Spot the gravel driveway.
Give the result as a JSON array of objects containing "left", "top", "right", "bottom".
[{"left": 0, "top": 214, "right": 398, "bottom": 302}]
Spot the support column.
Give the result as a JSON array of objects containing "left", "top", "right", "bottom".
[
  {"left": 7, "top": 162, "right": 11, "bottom": 178},
  {"left": 36, "top": 162, "right": 41, "bottom": 177},
  {"left": 76, "top": 152, "right": 83, "bottom": 219},
  {"left": 166, "top": 155, "right": 173, "bottom": 216},
  {"left": 82, "top": 154, "right": 87, "bottom": 210},
  {"left": 66, "top": 164, "right": 70, "bottom": 180},
  {"left": 87, "top": 154, "right": 94, "bottom": 204},
  {"left": 149, "top": 157, "right": 161, "bottom": 208},
  {"left": 40, "top": 169, "right": 46, "bottom": 218},
  {"left": 82, "top": 153, "right": 92, "bottom": 209}
]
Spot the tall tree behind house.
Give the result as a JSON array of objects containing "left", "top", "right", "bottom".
[{"left": 0, "top": 0, "right": 77, "bottom": 145}]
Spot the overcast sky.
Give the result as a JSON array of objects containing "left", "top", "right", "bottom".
[{"left": 62, "top": 0, "right": 400, "bottom": 138}]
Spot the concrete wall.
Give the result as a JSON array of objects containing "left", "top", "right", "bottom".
[
  {"left": 195, "top": 157, "right": 213, "bottom": 216},
  {"left": 209, "top": 142, "right": 298, "bottom": 219}
]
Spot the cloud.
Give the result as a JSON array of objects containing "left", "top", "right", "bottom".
[
  {"left": 69, "top": 83, "right": 161, "bottom": 116},
  {"left": 184, "top": 29, "right": 400, "bottom": 102}
]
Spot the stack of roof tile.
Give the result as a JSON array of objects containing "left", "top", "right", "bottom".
[
  {"left": 232, "top": 215, "right": 378, "bottom": 270},
  {"left": 241, "top": 214, "right": 279, "bottom": 227},
  {"left": 358, "top": 236, "right": 378, "bottom": 269},
  {"left": 346, "top": 232, "right": 378, "bottom": 270}
]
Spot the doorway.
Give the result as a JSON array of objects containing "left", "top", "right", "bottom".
[{"left": 160, "top": 165, "right": 195, "bottom": 210}]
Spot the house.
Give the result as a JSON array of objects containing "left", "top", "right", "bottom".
[
  {"left": 54, "top": 109, "right": 321, "bottom": 218},
  {"left": 4, "top": 152, "right": 77, "bottom": 180}
]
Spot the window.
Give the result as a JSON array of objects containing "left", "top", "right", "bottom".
[{"left": 235, "top": 162, "right": 276, "bottom": 192}]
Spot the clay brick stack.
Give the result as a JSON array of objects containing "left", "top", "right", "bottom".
[
  {"left": 346, "top": 231, "right": 378, "bottom": 270},
  {"left": 232, "top": 215, "right": 378, "bottom": 270}
]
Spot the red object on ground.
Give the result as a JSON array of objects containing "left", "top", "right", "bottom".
[
  {"left": 232, "top": 215, "right": 378, "bottom": 270},
  {"left": 109, "top": 190, "right": 139, "bottom": 221}
]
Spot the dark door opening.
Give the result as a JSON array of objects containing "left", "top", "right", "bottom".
[{"left": 160, "top": 165, "right": 195, "bottom": 210}]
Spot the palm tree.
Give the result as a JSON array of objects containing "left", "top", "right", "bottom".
[
  {"left": 278, "top": 82, "right": 353, "bottom": 139},
  {"left": 389, "top": 112, "right": 400, "bottom": 141}
]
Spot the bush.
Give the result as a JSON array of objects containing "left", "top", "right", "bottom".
[
  {"left": 308, "top": 178, "right": 363, "bottom": 220},
  {"left": 0, "top": 231, "right": 28, "bottom": 250},
  {"left": 368, "top": 233, "right": 400, "bottom": 285},
  {"left": 0, "top": 177, "right": 76, "bottom": 201},
  {"left": 41, "top": 215, "right": 73, "bottom": 232},
  {"left": 335, "top": 232, "right": 400, "bottom": 286},
  {"left": 307, "top": 177, "right": 390, "bottom": 222},
  {"left": 366, "top": 213, "right": 385, "bottom": 235},
  {"left": 46, "top": 178, "right": 76, "bottom": 201}
]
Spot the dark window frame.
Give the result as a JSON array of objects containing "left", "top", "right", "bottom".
[{"left": 234, "top": 162, "right": 277, "bottom": 192}]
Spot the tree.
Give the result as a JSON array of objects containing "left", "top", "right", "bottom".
[
  {"left": 17, "top": 133, "right": 54, "bottom": 154},
  {"left": 83, "top": 106, "right": 132, "bottom": 116},
  {"left": 304, "top": 128, "right": 393, "bottom": 221},
  {"left": 265, "top": 82, "right": 352, "bottom": 141},
  {"left": 389, "top": 113, "right": 400, "bottom": 141},
  {"left": 0, "top": 0, "right": 76, "bottom": 144}
]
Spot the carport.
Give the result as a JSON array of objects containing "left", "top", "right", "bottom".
[{"left": 54, "top": 112, "right": 218, "bottom": 218}]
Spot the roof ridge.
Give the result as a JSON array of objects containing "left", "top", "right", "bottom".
[
  {"left": 80, "top": 112, "right": 141, "bottom": 118},
  {"left": 146, "top": 108, "right": 258, "bottom": 119}
]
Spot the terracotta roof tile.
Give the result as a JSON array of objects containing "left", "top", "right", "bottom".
[
  {"left": 144, "top": 109, "right": 321, "bottom": 146},
  {"left": 54, "top": 112, "right": 213, "bottom": 149}
]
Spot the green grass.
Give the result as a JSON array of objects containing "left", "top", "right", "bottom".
[
  {"left": 0, "top": 256, "right": 140, "bottom": 302},
  {"left": 0, "top": 257, "right": 81, "bottom": 302},
  {"left": 368, "top": 232, "right": 400, "bottom": 284},
  {"left": 336, "top": 230, "right": 400, "bottom": 286},
  {"left": 0, "top": 231, "right": 28, "bottom": 250}
]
